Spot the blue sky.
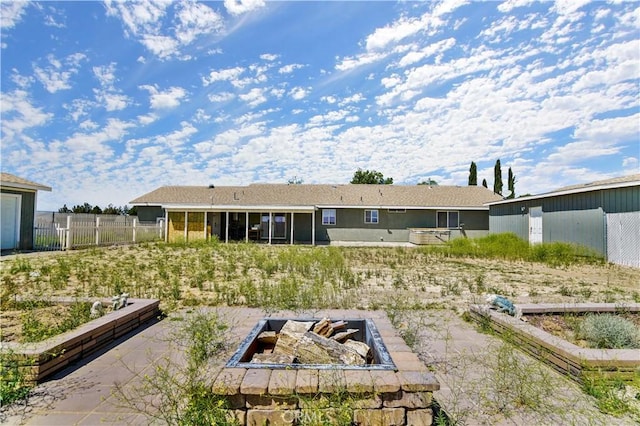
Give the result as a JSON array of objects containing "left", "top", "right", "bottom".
[{"left": 1, "top": 0, "right": 638, "bottom": 211}]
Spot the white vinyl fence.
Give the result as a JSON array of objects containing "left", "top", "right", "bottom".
[{"left": 35, "top": 212, "right": 164, "bottom": 251}]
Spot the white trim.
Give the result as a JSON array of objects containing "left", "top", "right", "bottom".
[
  {"left": 0, "top": 183, "right": 51, "bottom": 192},
  {"left": 0, "top": 193, "right": 21, "bottom": 249},
  {"left": 317, "top": 204, "right": 488, "bottom": 210},
  {"left": 163, "top": 204, "right": 315, "bottom": 212},
  {"left": 322, "top": 208, "right": 336, "bottom": 225},
  {"left": 364, "top": 209, "right": 379, "bottom": 224}
]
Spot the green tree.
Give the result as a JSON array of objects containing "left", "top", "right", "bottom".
[
  {"left": 493, "top": 159, "right": 503, "bottom": 195},
  {"left": 58, "top": 204, "right": 71, "bottom": 213},
  {"left": 507, "top": 167, "right": 516, "bottom": 199},
  {"left": 468, "top": 161, "right": 477, "bottom": 186},
  {"left": 287, "top": 176, "right": 303, "bottom": 184},
  {"left": 350, "top": 168, "right": 393, "bottom": 184},
  {"left": 418, "top": 178, "right": 438, "bottom": 185},
  {"left": 482, "top": 178, "right": 488, "bottom": 188}
]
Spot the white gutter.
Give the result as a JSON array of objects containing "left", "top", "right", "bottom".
[{"left": 317, "top": 205, "right": 489, "bottom": 210}]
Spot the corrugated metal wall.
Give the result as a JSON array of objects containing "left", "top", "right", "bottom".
[
  {"left": 489, "top": 185, "right": 640, "bottom": 265},
  {"left": 543, "top": 208, "right": 605, "bottom": 254}
]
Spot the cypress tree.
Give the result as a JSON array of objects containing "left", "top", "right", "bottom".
[
  {"left": 482, "top": 179, "right": 488, "bottom": 188},
  {"left": 507, "top": 167, "right": 516, "bottom": 199},
  {"left": 468, "top": 161, "right": 477, "bottom": 186},
  {"left": 493, "top": 159, "right": 503, "bottom": 195}
]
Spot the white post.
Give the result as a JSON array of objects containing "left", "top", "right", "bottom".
[
  {"left": 66, "top": 215, "right": 72, "bottom": 250},
  {"left": 132, "top": 217, "right": 137, "bottom": 243},
  {"left": 245, "top": 211, "right": 249, "bottom": 242},
  {"left": 290, "top": 212, "right": 294, "bottom": 245},
  {"left": 184, "top": 211, "right": 188, "bottom": 242},
  {"left": 225, "top": 211, "right": 229, "bottom": 243},
  {"left": 164, "top": 210, "right": 169, "bottom": 242},
  {"left": 95, "top": 217, "right": 100, "bottom": 246},
  {"left": 268, "top": 212, "right": 272, "bottom": 245},
  {"left": 311, "top": 210, "right": 316, "bottom": 245}
]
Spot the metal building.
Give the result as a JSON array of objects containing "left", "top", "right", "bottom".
[{"left": 487, "top": 174, "right": 640, "bottom": 268}]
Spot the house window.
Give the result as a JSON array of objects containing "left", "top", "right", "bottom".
[
  {"left": 364, "top": 209, "right": 379, "bottom": 224},
  {"left": 388, "top": 208, "right": 406, "bottom": 213},
  {"left": 437, "top": 211, "right": 459, "bottom": 228},
  {"left": 322, "top": 209, "right": 336, "bottom": 225}
]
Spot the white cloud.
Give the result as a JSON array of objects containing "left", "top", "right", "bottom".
[
  {"left": 202, "top": 66, "right": 245, "bottom": 86},
  {"left": 497, "top": 0, "right": 536, "bottom": 13},
  {"left": 224, "top": 0, "right": 265, "bottom": 16},
  {"left": 239, "top": 88, "right": 267, "bottom": 107},
  {"left": 0, "top": 90, "right": 52, "bottom": 140},
  {"left": 174, "top": 1, "right": 224, "bottom": 44},
  {"left": 140, "top": 85, "right": 188, "bottom": 109},
  {"left": 1, "top": 1, "right": 28, "bottom": 29},
  {"left": 208, "top": 92, "right": 235, "bottom": 102},
  {"left": 279, "top": 63, "right": 304, "bottom": 74},
  {"left": 622, "top": 157, "right": 638, "bottom": 169},
  {"left": 33, "top": 53, "right": 86, "bottom": 93},
  {"left": 98, "top": 92, "right": 130, "bottom": 111},
  {"left": 289, "top": 87, "right": 308, "bottom": 100},
  {"left": 260, "top": 53, "right": 278, "bottom": 61},
  {"left": 398, "top": 37, "right": 456, "bottom": 67}
]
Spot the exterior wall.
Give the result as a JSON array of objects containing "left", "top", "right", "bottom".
[
  {"left": 489, "top": 186, "right": 640, "bottom": 258},
  {"left": 314, "top": 208, "right": 489, "bottom": 243},
  {"left": 136, "top": 206, "right": 164, "bottom": 222},
  {"left": 1, "top": 188, "right": 36, "bottom": 250}
]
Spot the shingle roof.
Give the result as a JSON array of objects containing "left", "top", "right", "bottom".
[
  {"left": 488, "top": 173, "right": 640, "bottom": 205},
  {"left": 0, "top": 172, "right": 52, "bottom": 191},
  {"left": 131, "top": 184, "right": 503, "bottom": 209}
]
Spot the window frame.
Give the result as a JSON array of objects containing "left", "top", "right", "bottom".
[
  {"left": 437, "top": 210, "right": 459, "bottom": 228},
  {"left": 322, "top": 209, "right": 336, "bottom": 225},
  {"left": 364, "top": 209, "right": 379, "bottom": 224}
]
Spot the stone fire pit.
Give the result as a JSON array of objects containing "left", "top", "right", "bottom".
[{"left": 215, "top": 309, "right": 439, "bottom": 425}]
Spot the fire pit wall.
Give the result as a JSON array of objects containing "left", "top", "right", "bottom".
[{"left": 214, "top": 309, "right": 440, "bottom": 426}]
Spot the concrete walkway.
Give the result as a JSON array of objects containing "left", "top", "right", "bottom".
[{"left": 1, "top": 309, "right": 635, "bottom": 425}]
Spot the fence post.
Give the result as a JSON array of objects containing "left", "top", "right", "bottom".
[
  {"left": 132, "top": 217, "right": 137, "bottom": 243},
  {"left": 66, "top": 216, "right": 72, "bottom": 250},
  {"left": 96, "top": 217, "right": 100, "bottom": 246}
]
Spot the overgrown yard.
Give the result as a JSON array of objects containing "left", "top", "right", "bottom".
[{"left": 2, "top": 235, "right": 640, "bottom": 422}]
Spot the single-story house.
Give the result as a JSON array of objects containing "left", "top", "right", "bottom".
[
  {"left": 487, "top": 174, "right": 640, "bottom": 268},
  {"left": 1, "top": 172, "right": 52, "bottom": 251},
  {"left": 130, "top": 183, "right": 503, "bottom": 245}
]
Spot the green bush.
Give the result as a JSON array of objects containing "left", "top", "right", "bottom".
[{"left": 577, "top": 314, "right": 640, "bottom": 349}]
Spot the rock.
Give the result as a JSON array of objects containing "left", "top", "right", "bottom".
[
  {"left": 251, "top": 353, "right": 296, "bottom": 364},
  {"left": 331, "top": 329, "right": 359, "bottom": 343},
  {"left": 312, "top": 317, "right": 333, "bottom": 337},
  {"left": 296, "top": 331, "right": 365, "bottom": 366},
  {"left": 343, "top": 339, "right": 372, "bottom": 362}
]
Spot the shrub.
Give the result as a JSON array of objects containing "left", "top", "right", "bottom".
[{"left": 577, "top": 314, "right": 640, "bottom": 349}]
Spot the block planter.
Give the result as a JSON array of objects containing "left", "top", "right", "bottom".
[
  {"left": 1, "top": 297, "right": 160, "bottom": 382},
  {"left": 468, "top": 303, "right": 640, "bottom": 382},
  {"left": 215, "top": 309, "right": 440, "bottom": 425}
]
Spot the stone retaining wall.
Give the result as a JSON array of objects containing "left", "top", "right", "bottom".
[
  {"left": 1, "top": 297, "right": 160, "bottom": 382},
  {"left": 469, "top": 303, "right": 640, "bottom": 382}
]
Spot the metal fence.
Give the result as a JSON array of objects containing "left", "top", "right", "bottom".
[
  {"left": 35, "top": 212, "right": 164, "bottom": 251},
  {"left": 606, "top": 212, "right": 640, "bottom": 268}
]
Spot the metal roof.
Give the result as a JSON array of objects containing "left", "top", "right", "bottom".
[
  {"left": 0, "top": 172, "right": 52, "bottom": 192},
  {"left": 487, "top": 174, "right": 640, "bottom": 206},
  {"left": 131, "top": 183, "right": 503, "bottom": 209}
]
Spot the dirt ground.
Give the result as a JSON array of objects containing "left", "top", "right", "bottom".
[{"left": 1, "top": 244, "right": 639, "bottom": 343}]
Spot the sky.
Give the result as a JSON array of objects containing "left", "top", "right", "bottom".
[{"left": 1, "top": 0, "right": 639, "bottom": 211}]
